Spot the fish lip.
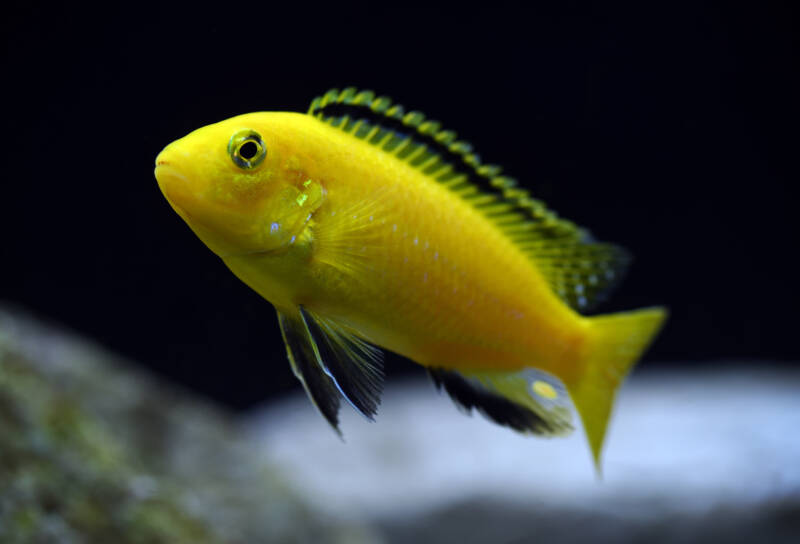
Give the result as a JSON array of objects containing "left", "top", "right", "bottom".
[
  {"left": 155, "top": 163, "right": 189, "bottom": 185},
  {"left": 155, "top": 163, "right": 192, "bottom": 217}
]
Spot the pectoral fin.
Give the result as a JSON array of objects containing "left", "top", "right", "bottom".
[{"left": 277, "top": 307, "right": 384, "bottom": 433}]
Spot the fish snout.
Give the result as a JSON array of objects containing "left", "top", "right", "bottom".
[{"left": 154, "top": 147, "right": 196, "bottom": 208}]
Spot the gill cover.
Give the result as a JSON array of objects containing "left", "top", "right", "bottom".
[
  {"left": 224, "top": 127, "right": 327, "bottom": 253},
  {"left": 258, "top": 176, "right": 326, "bottom": 252}
]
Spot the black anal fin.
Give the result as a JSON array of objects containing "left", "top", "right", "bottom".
[{"left": 429, "top": 368, "right": 569, "bottom": 436}]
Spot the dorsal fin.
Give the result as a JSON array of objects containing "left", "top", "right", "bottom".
[{"left": 308, "top": 88, "right": 631, "bottom": 312}]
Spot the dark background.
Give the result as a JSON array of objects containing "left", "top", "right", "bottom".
[{"left": 2, "top": 3, "right": 795, "bottom": 410}]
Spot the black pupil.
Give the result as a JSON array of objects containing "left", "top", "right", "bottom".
[{"left": 239, "top": 140, "right": 259, "bottom": 160}]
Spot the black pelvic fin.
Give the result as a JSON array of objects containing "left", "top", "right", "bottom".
[
  {"left": 299, "top": 306, "right": 384, "bottom": 420},
  {"left": 277, "top": 310, "right": 342, "bottom": 434}
]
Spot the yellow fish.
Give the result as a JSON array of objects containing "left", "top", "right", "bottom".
[{"left": 155, "top": 88, "right": 666, "bottom": 469}]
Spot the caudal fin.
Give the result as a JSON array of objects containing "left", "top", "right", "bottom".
[{"left": 567, "top": 307, "right": 668, "bottom": 472}]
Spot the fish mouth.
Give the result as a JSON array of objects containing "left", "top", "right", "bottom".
[
  {"left": 154, "top": 161, "right": 200, "bottom": 228},
  {"left": 154, "top": 162, "right": 186, "bottom": 181},
  {"left": 155, "top": 162, "right": 190, "bottom": 199}
]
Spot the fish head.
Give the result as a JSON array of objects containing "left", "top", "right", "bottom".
[{"left": 155, "top": 113, "right": 324, "bottom": 257}]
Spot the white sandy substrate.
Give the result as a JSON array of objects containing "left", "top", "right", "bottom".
[{"left": 243, "top": 366, "right": 800, "bottom": 522}]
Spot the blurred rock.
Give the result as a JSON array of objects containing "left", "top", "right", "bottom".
[
  {"left": 0, "top": 305, "right": 380, "bottom": 544},
  {"left": 248, "top": 364, "right": 800, "bottom": 543},
  {"left": 378, "top": 496, "right": 800, "bottom": 544}
]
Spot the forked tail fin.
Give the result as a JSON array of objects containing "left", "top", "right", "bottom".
[{"left": 567, "top": 307, "right": 668, "bottom": 473}]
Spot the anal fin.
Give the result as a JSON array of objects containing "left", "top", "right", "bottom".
[{"left": 429, "top": 367, "right": 574, "bottom": 436}]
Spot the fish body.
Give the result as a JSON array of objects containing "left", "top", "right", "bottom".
[{"left": 155, "top": 89, "right": 667, "bottom": 468}]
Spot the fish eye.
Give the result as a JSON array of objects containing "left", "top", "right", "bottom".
[{"left": 228, "top": 129, "right": 266, "bottom": 169}]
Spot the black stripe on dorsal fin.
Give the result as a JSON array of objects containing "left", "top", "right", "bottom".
[{"left": 308, "top": 88, "right": 632, "bottom": 313}]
